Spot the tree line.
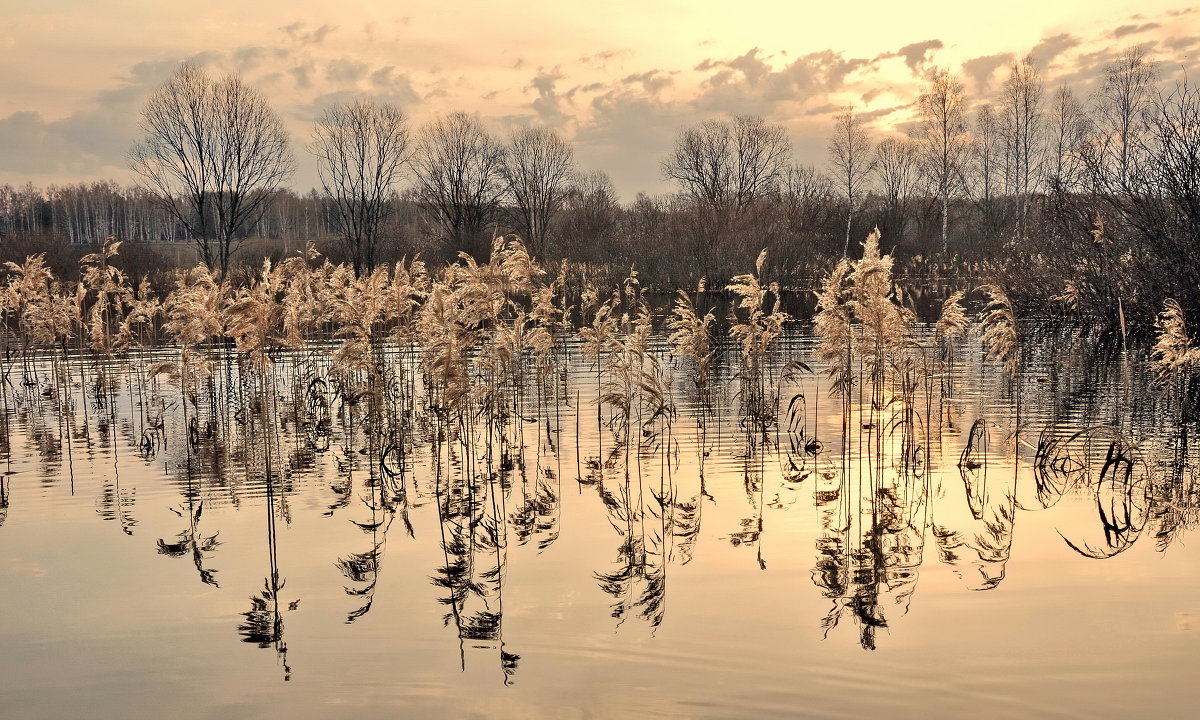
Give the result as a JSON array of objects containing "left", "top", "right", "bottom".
[
  {"left": 3, "top": 47, "right": 1200, "bottom": 326},
  {"left": 0, "top": 180, "right": 330, "bottom": 245}
]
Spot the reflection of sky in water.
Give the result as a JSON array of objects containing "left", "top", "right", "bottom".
[{"left": 0, "top": 327, "right": 1197, "bottom": 718}]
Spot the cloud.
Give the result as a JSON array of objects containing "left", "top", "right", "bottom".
[
  {"left": 687, "top": 39, "right": 953, "bottom": 123},
  {"left": 281, "top": 22, "right": 337, "bottom": 45},
  {"left": 802, "top": 102, "right": 841, "bottom": 118},
  {"left": 859, "top": 103, "right": 911, "bottom": 123},
  {"left": 1027, "top": 33, "right": 1081, "bottom": 68},
  {"left": 369, "top": 66, "right": 421, "bottom": 100},
  {"left": 880, "top": 40, "right": 945, "bottom": 74},
  {"left": 1052, "top": 44, "right": 1127, "bottom": 88},
  {"left": 290, "top": 63, "right": 314, "bottom": 89},
  {"left": 0, "top": 107, "right": 134, "bottom": 179},
  {"left": 724, "top": 48, "right": 772, "bottom": 84},
  {"left": 0, "top": 48, "right": 430, "bottom": 187},
  {"left": 525, "top": 68, "right": 572, "bottom": 127},
  {"left": 233, "top": 46, "right": 270, "bottom": 72},
  {"left": 579, "top": 49, "right": 632, "bottom": 69},
  {"left": 0, "top": 57, "right": 193, "bottom": 179},
  {"left": 620, "top": 70, "right": 673, "bottom": 94},
  {"left": 962, "top": 52, "right": 1014, "bottom": 92},
  {"left": 690, "top": 47, "right": 873, "bottom": 117},
  {"left": 326, "top": 58, "right": 369, "bottom": 86},
  {"left": 1165, "top": 35, "right": 1200, "bottom": 51},
  {"left": 308, "top": 68, "right": 422, "bottom": 117},
  {"left": 574, "top": 89, "right": 689, "bottom": 199},
  {"left": 0, "top": 112, "right": 81, "bottom": 175},
  {"left": 1113, "top": 22, "right": 1161, "bottom": 39}
]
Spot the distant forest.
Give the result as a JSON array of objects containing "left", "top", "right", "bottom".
[{"left": 2, "top": 46, "right": 1199, "bottom": 328}]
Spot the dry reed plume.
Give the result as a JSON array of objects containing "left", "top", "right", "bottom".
[{"left": 1152, "top": 298, "right": 1200, "bottom": 382}]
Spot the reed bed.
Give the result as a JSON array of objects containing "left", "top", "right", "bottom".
[{"left": 2, "top": 229, "right": 1199, "bottom": 663}]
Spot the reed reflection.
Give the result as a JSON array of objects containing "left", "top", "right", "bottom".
[
  {"left": 1, "top": 233, "right": 1199, "bottom": 680},
  {"left": 233, "top": 362, "right": 296, "bottom": 681}
]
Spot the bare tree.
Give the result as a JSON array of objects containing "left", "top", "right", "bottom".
[
  {"left": 916, "top": 68, "right": 969, "bottom": 255},
  {"left": 1142, "top": 78, "right": 1200, "bottom": 291},
  {"left": 309, "top": 99, "right": 411, "bottom": 275},
  {"left": 781, "top": 163, "right": 834, "bottom": 230},
  {"left": 1095, "top": 46, "right": 1160, "bottom": 187},
  {"left": 828, "top": 107, "right": 874, "bottom": 256},
  {"left": 873, "top": 137, "right": 919, "bottom": 244},
  {"left": 972, "top": 103, "right": 1005, "bottom": 239},
  {"left": 663, "top": 118, "right": 729, "bottom": 210},
  {"left": 502, "top": 126, "right": 575, "bottom": 258},
  {"left": 730, "top": 115, "right": 791, "bottom": 211},
  {"left": 412, "top": 112, "right": 508, "bottom": 260},
  {"left": 776, "top": 163, "right": 837, "bottom": 259},
  {"left": 130, "top": 64, "right": 294, "bottom": 278},
  {"left": 560, "top": 170, "right": 619, "bottom": 258},
  {"left": 662, "top": 114, "right": 790, "bottom": 216},
  {"left": 1046, "top": 87, "right": 1089, "bottom": 191},
  {"left": 1078, "top": 47, "right": 1163, "bottom": 243},
  {"left": 974, "top": 104, "right": 1000, "bottom": 200},
  {"left": 1000, "top": 58, "right": 1045, "bottom": 240}
]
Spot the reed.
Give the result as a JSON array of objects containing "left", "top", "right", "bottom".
[
  {"left": 935, "top": 289, "right": 969, "bottom": 397},
  {"left": 6, "top": 229, "right": 1200, "bottom": 663},
  {"left": 1151, "top": 298, "right": 1199, "bottom": 382},
  {"left": 79, "top": 236, "right": 134, "bottom": 360},
  {"left": 849, "top": 229, "right": 912, "bottom": 395},
  {"left": 727, "top": 249, "right": 791, "bottom": 429},
  {"left": 814, "top": 258, "right": 854, "bottom": 404},
  {"left": 976, "top": 284, "right": 1019, "bottom": 378},
  {"left": 666, "top": 280, "right": 716, "bottom": 398}
]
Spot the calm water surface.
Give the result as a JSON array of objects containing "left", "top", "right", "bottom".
[{"left": 1, "top": 327, "right": 1197, "bottom": 719}]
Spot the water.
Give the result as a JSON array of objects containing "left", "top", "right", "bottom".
[{"left": 1, "top": 327, "right": 1197, "bottom": 719}]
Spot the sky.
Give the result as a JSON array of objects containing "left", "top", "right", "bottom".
[{"left": 0, "top": 0, "right": 1197, "bottom": 198}]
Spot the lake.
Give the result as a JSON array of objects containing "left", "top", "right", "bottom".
[{"left": 0, "top": 326, "right": 1197, "bottom": 719}]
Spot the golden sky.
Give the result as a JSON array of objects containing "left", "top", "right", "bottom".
[{"left": 0, "top": 0, "right": 1197, "bottom": 195}]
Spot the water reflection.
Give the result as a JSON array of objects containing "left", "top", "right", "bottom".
[{"left": 0, "top": 325, "right": 1198, "bottom": 680}]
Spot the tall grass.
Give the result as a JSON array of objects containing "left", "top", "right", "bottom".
[{"left": 2, "top": 229, "right": 1198, "bottom": 656}]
